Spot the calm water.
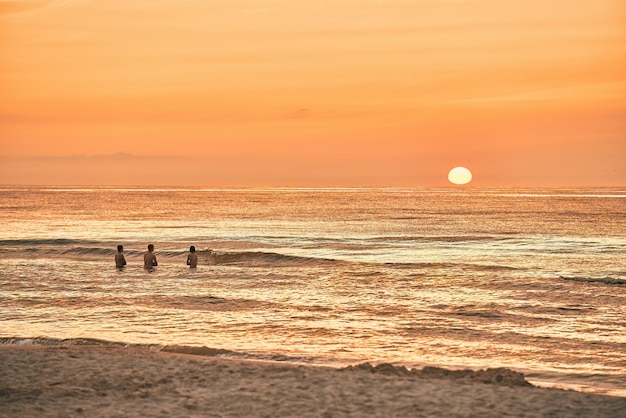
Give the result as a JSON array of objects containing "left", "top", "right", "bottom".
[{"left": 1, "top": 187, "right": 625, "bottom": 396}]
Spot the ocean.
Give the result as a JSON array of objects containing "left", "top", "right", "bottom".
[{"left": 1, "top": 187, "right": 624, "bottom": 396}]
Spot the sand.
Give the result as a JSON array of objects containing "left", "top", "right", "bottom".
[{"left": 1, "top": 345, "right": 624, "bottom": 417}]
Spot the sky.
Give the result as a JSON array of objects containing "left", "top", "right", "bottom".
[{"left": 1, "top": 0, "right": 624, "bottom": 187}]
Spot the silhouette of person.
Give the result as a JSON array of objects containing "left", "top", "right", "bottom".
[
  {"left": 115, "top": 245, "right": 127, "bottom": 269},
  {"left": 187, "top": 245, "right": 198, "bottom": 268},
  {"left": 144, "top": 244, "right": 158, "bottom": 271}
]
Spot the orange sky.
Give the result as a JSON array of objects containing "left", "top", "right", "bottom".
[{"left": 1, "top": 0, "right": 624, "bottom": 186}]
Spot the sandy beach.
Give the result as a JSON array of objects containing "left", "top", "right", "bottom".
[{"left": 1, "top": 344, "right": 624, "bottom": 417}]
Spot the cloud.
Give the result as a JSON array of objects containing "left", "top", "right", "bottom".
[
  {"left": 54, "top": 152, "right": 181, "bottom": 161},
  {"left": 445, "top": 82, "right": 626, "bottom": 105}
]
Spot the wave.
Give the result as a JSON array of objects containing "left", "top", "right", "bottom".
[
  {"left": 0, "top": 239, "right": 118, "bottom": 258},
  {"left": 161, "top": 344, "right": 305, "bottom": 363},
  {"left": 0, "top": 337, "right": 532, "bottom": 387},
  {"left": 0, "top": 238, "right": 523, "bottom": 272},
  {"left": 384, "top": 262, "right": 520, "bottom": 272},
  {"left": 0, "top": 239, "right": 183, "bottom": 260},
  {"left": 62, "top": 247, "right": 116, "bottom": 257},
  {"left": 0, "top": 337, "right": 130, "bottom": 347},
  {"left": 207, "top": 252, "right": 520, "bottom": 272},
  {"left": 560, "top": 276, "right": 626, "bottom": 286},
  {"left": 0, "top": 241, "right": 343, "bottom": 267},
  {"left": 0, "top": 238, "right": 86, "bottom": 246},
  {"left": 371, "top": 235, "right": 516, "bottom": 243},
  {"left": 206, "top": 250, "right": 342, "bottom": 267},
  {"left": 0, "top": 337, "right": 308, "bottom": 363}
]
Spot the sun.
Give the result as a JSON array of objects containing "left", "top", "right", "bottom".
[{"left": 448, "top": 167, "right": 472, "bottom": 185}]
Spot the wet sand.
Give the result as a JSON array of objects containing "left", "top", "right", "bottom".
[{"left": 1, "top": 344, "right": 624, "bottom": 417}]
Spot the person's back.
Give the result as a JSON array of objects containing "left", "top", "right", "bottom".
[
  {"left": 187, "top": 245, "right": 198, "bottom": 268},
  {"left": 115, "top": 245, "right": 126, "bottom": 269},
  {"left": 144, "top": 244, "right": 158, "bottom": 270}
]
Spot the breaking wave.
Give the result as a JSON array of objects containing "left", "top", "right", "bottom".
[
  {"left": 207, "top": 250, "right": 341, "bottom": 267},
  {"left": 0, "top": 238, "right": 523, "bottom": 272},
  {"left": 0, "top": 337, "right": 309, "bottom": 364},
  {"left": 0, "top": 239, "right": 85, "bottom": 246},
  {"left": 0, "top": 337, "right": 532, "bottom": 387}
]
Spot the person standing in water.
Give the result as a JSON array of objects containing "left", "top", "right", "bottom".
[
  {"left": 144, "top": 244, "right": 158, "bottom": 271},
  {"left": 115, "top": 245, "right": 127, "bottom": 269},
  {"left": 187, "top": 246, "right": 198, "bottom": 268}
]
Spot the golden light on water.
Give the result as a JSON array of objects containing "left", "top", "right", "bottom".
[{"left": 448, "top": 167, "right": 472, "bottom": 185}]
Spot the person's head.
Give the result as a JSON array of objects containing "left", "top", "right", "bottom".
[
  {"left": 148, "top": 244, "right": 154, "bottom": 252},
  {"left": 117, "top": 245, "right": 123, "bottom": 252},
  {"left": 190, "top": 246, "right": 196, "bottom": 253}
]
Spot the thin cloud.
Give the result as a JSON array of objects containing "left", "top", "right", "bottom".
[{"left": 445, "top": 82, "right": 626, "bottom": 105}]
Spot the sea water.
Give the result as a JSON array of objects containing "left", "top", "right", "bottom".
[{"left": 0, "top": 187, "right": 624, "bottom": 396}]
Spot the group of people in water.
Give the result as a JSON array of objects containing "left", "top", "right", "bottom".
[{"left": 115, "top": 244, "right": 198, "bottom": 270}]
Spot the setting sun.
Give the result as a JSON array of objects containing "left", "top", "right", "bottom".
[{"left": 448, "top": 167, "right": 473, "bottom": 185}]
